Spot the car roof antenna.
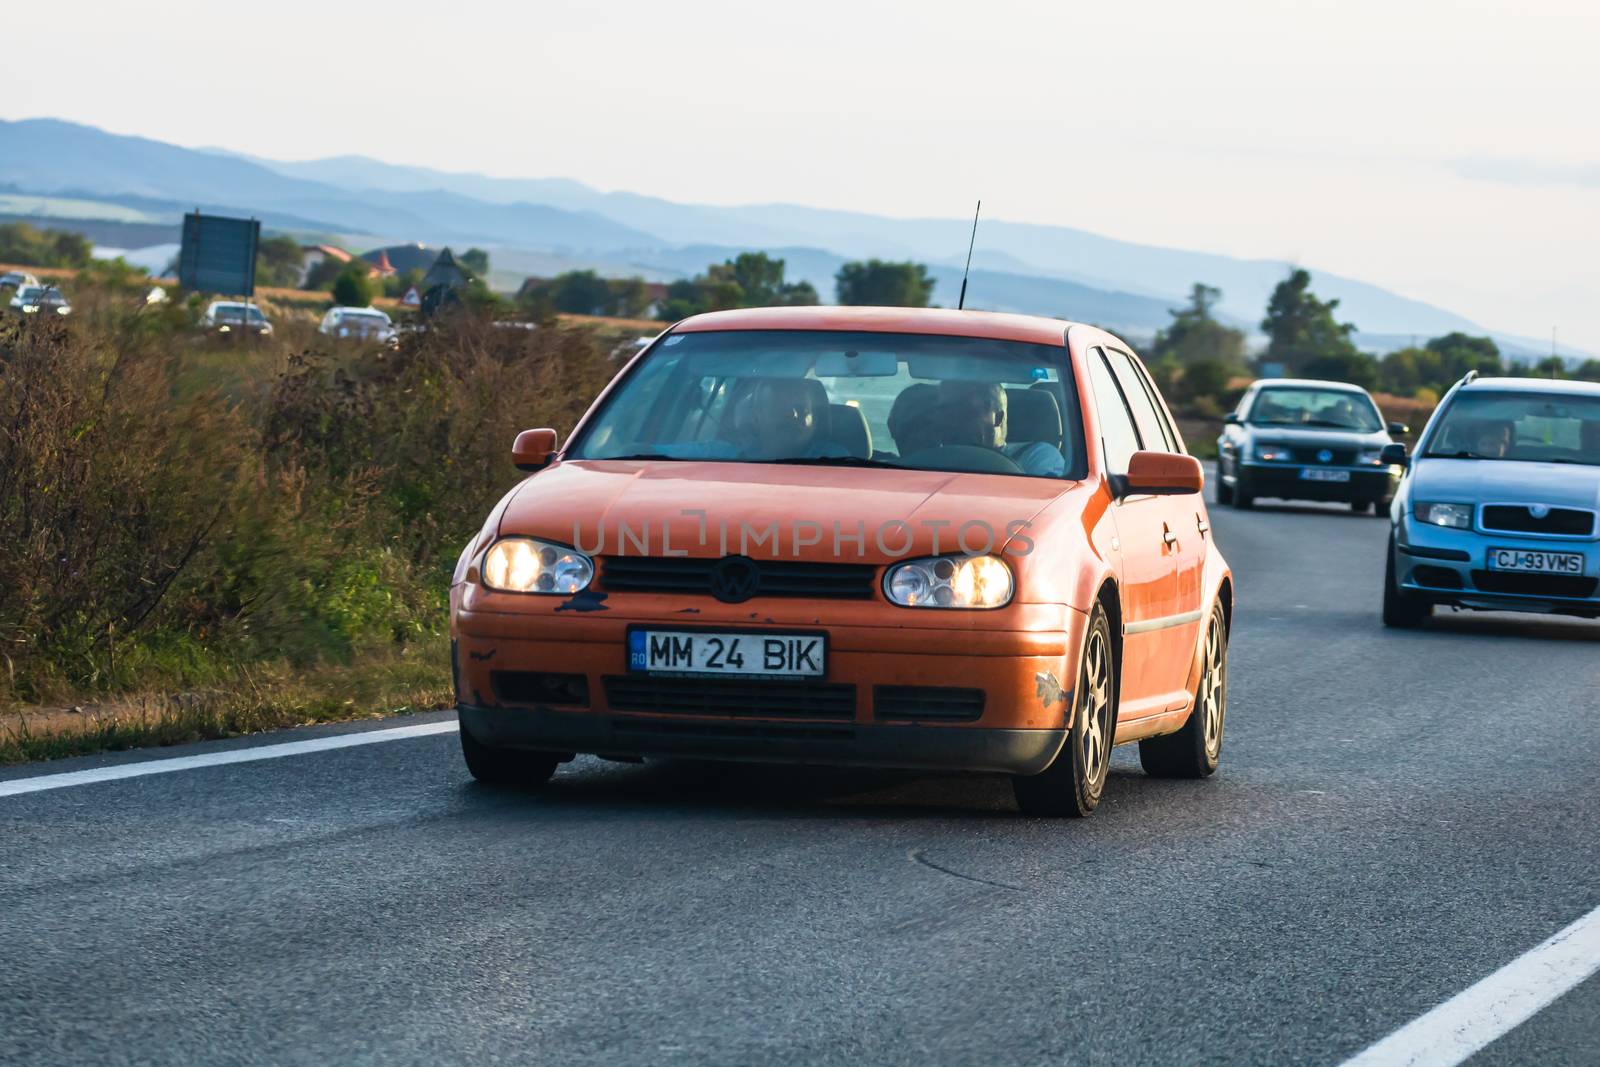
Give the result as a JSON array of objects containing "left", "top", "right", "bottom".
[{"left": 957, "top": 200, "right": 981, "bottom": 311}]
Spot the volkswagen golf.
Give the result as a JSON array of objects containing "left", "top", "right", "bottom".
[{"left": 450, "top": 306, "right": 1233, "bottom": 816}]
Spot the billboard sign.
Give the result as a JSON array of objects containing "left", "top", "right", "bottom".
[{"left": 178, "top": 212, "right": 260, "bottom": 296}]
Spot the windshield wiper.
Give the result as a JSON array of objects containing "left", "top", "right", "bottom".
[
  {"left": 765, "top": 455, "right": 903, "bottom": 469},
  {"left": 1299, "top": 419, "right": 1369, "bottom": 430},
  {"left": 1425, "top": 450, "right": 1495, "bottom": 460},
  {"left": 602, "top": 452, "right": 683, "bottom": 461}
]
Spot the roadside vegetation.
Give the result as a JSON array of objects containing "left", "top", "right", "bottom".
[{"left": 0, "top": 272, "right": 622, "bottom": 761}]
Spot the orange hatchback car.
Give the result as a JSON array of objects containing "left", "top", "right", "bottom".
[{"left": 451, "top": 307, "right": 1232, "bottom": 816}]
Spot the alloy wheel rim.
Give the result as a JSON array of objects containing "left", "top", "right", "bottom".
[
  {"left": 1200, "top": 612, "right": 1226, "bottom": 757},
  {"left": 1080, "top": 628, "right": 1112, "bottom": 784}
]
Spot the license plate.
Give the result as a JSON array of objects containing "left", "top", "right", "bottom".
[
  {"left": 1488, "top": 548, "right": 1585, "bottom": 575},
  {"left": 1300, "top": 468, "right": 1351, "bottom": 482},
  {"left": 628, "top": 629, "right": 825, "bottom": 678}
]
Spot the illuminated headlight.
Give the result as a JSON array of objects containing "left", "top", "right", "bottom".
[
  {"left": 54, "top": 305, "right": 69, "bottom": 315},
  {"left": 1254, "top": 443, "right": 1294, "bottom": 462},
  {"left": 20, "top": 305, "right": 38, "bottom": 314},
  {"left": 1357, "top": 449, "right": 1385, "bottom": 466},
  {"left": 218, "top": 324, "right": 231, "bottom": 332},
  {"left": 885, "top": 555, "right": 1013, "bottom": 609},
  {"left": 1415, "top": 502, "right": 1473, "bottom": 529},
  {"left": 481, "top": 538, "right": 593, "bottom": 594}
]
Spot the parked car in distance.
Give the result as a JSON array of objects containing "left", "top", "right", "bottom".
[
  {"left": 319, "top": 305, "right": 395, "bottom": 343},
  {"left": 8, "top": 284, "right": 71, "bottom": 317},
  {"left": 451, "top": 305, "right": 1233, "bottom": 817},
  {"left": 202, "top": 300, "right": 273, "bottom": 338},
  {"left": 1383, "top": 374, "right": 1600, "bottom": 627},
  {"left": 1216, "top": 379, "right": 1408, "bottom": 513},
  {"left": 0, "top": 270, "right": 40, "bottom": 293}
]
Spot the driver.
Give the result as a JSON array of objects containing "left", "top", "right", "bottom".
[{"left": 935, "top": 381, "right": 1065, "bottom": 476}]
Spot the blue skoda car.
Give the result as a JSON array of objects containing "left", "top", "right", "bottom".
[{"left": 1384, "top": 374, "right": 1600, "bottom": 626}]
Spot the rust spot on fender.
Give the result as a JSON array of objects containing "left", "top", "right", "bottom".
[
  {"left": 1035, "top": 671, "right": 1068, "bottom": 707},
  {"left": 555, "top": 590, "right": 610, "bottom": 613}
]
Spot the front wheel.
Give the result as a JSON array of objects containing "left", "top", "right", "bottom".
[
  {"left": 1140, "top": 601, "right": 1227, "bottom": 778},
  {"left": 1382, "top": 537, "right": 1432, "bottom": 628},
  {"left": 1216, "top": 474, "right": 1234, "bottom": 506},
  {"left": 460, "top": 725, "right": 562, "bottom": 787},
  {"left": 1013, "top": 603, "right": 1116, "bottom": 817}
]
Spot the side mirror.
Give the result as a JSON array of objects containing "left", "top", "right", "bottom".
[
  {"left": 512, "top": 428, "right": 559, "bottom": 472},
  {"left": 1387, "top": 421, "right": 1411, "bottom": 436},
  {"left": 1121, "top": 451, "right": 1205, "bottom": 497},
  {"left": 1223, "top": 413, "right": 1242, "bottom": 426},
  {"left": 1380, "top": 443, "right": 1409, "bottom": 468}
]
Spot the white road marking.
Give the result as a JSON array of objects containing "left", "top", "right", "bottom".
[
  {"left": 0, "top": 720, "right": 459, "bottom": 799},
  {"left": 1339, "top": 902, "right": 1600, "bottom": 1067}
]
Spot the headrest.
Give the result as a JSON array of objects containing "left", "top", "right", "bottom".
[
  {"left": 887, "top": 383, "right": 941, "bottom": 455},
  {"left": 1007, "top": 387, "right": 1063, "bottom": 449},
  {"left": 827, "top": 403, "right": 872, "bottom": 458}
]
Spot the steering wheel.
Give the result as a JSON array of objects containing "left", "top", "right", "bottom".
[{"left": 898, "top": 444, "right": 1024, "bottom": 476}]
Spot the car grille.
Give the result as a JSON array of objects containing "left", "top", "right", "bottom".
[
  {"left": 492, "top": 671, "right": 590, "bottom": 707},
  {"left": 1481, "top": 505, "right": 1595, "bottom": 537},
  {"left": 603, "top": 675, "right": 857, "bottom": 721},
  {"left": 1290, "top": 447, "right": 1358, "bottom": 465},
  {"left": 1469, "top": 571, "right": 1599, "bottom": 599},
  {"left": 599, "top": 556, "right": 878, "bottom": 600},
  {"left": 874, "top": 686, "right": 986, "bottom": 723}
]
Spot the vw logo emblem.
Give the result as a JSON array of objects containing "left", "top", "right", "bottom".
[
  {"left": 709, "top": 555, "right": 761, "bottom": 603},
  {"left": 1317, "top": 449, "right": 1334, "bottom": 464},
  {"left": 1530, "top": 504, "right": 1551, "bottom": 519}
]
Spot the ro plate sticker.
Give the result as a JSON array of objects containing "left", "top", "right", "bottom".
[{"left": 628, "top": 630, "right": 648, "bottom": 669}]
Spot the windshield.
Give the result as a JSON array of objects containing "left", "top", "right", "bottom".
[
  {"left": 569, "top": 330, "right": 1085, "bottom": 479},
  {"left": 1247, "top": 387, "right": 1382, "bottom": 431},
  {"left": 1425, "top": 390, "right": 1600, "bottom": 466},
  {"left": 215, "top": 305, "right": 265, "bottom": 322},
  {"left": 343, "top": 311, "right": 389, "bottom": 323}
]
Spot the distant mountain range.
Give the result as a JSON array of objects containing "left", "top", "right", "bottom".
[{"left": 0, "top": 117, "right": 1575, "bottom": 359}]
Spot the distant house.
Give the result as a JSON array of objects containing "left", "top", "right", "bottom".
[
  {"left": 298, "top": 243, "right": 353, "bottom": 285},
  {"left": 361, "top": 243, "right": 437, "bottom": 275},
  {"left": 369, "top": 249, "right": 397, "bottom": 278}
]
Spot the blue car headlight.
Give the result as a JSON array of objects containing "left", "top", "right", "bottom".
[
  {"left": 1414, "top": 502, "right": 1474, "bottom": 529},
  {"left": 1254, "top": 443, "right": 1294, "bottom": 462}
]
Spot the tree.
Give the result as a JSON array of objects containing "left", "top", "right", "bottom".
[
  {"left": 303, "top": 256, "right": 345, "bottom": 291},
  {"left": 1149, "top": 283, "right": 1247, "bottom": 369},
  {"left": 331, "top": 262, "right": 376, "bottom": 307},
  {"left": 1303, "top": 352, "right": 1380, "bottom": 391},
  {"left": 254, "top": 235, "right": 304, "bottom": 289},
  {"left": 1424, "top": 332, "right": 1502, "bottom": 380},
  {"left": 1574, "top": 360, "right": 1600, "bottom": 384},
  {"left": 0, "top": 223, "right": 92, "bottom": 268},
  {"left": 1260, "top": 269, "right": 1360, "bottom": 373},
  {"left": 459, "top": 248, "right": 490, "bottom": 278},
  {"left": 835, "top": 259, "right": 935, "bottom": 307},
  {"left": 655, "top": 252, "right": 818, "bottom": 321}
]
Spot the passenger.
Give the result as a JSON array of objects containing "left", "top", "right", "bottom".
[
  {"left": 1472, "top": 420, "right": 1513, "bottom": 458},
  {"left": 742, "top": 378, "right": 846, "bottom": 460},
  {"left": 887, "top": 384, "right": 941, "bottom": 457},
  {"left": 935, "top": 381, "right": 1065, "bottom": 476}
]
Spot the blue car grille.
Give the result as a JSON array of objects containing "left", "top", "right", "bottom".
[{"left": 1481, "top": 505, "right": 1594, "bottom": 537}]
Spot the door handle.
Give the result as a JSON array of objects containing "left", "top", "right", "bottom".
[
  {"left": 1196, "top": 515, "right": 1210, "bottom": 536},
  {"left": 1162, "top": 524, "right": 1179, "bottom": 550}
]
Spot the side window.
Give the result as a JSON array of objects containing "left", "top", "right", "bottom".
[
  {"left": 1106, "top": 348, "right": 1180, "bottom": 453},
  {"left": 1086, "top": 348, "right": 1142, "bottom": 475}
]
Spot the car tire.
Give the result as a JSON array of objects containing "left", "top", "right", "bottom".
[
  {"left": 1013, "top": 603, "right": 1116, "bottom": 817},
  {"left": 1351, "top": 499, "right": 1379, "bottom": 514},
  {"left": 1382, "top": 537, "right": 1432, "bottom": 629},
  {"left": 1139, "top": 601, "right": 1227, "bottom": 779},
  {"left": 460, "top": 725, "right": 562, "bottom": 787},
  {"left": 1233, "top": 484, "right": 1254, "bottom": 510},
  {"left": 1216, "top": 473, "right": 1234, "bottom": 506}
]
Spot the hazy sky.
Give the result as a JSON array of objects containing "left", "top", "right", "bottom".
[{"left": 12, "top": 0, "right": 1600, "bottom": 349}]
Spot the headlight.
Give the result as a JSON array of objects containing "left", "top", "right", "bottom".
[
  {"left": 481, "top": 538, "right": 594, "bottom": 594},
  {"left": 1357, "top": 449, "right": 1385, "bottom": 466},
  {"left": 884, "top": 555, "right": 1013, "bottom": 609},
  {"left": 1254, "top": 443, "right": 1294, "bottom": 462},
  {"left": 54, "top": 305, "right": 69, "bottom": 315},
  {"left": 1415, "top": 502, "right": 1473, "bottom": 529},
  {"left": 20, "top": 305, "right": 38, "bottom": 314},
  {"left": 218, "top": 324, "right": 231, "bottom": 332}
]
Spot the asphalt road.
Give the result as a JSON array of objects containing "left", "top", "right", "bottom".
[{"left": 3, "top": 496, "right": 1598, "bottom": 1066}]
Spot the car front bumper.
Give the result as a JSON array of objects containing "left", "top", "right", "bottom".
[
  {"left": 1395, "top": 518, "right": 1600, "bottom": 617},
  {"left": 1236, "top": 461, "right": 1399, "bottom": 503},
  {"left": 452, "top": 600, "right": 1088, "bottom": 775}
]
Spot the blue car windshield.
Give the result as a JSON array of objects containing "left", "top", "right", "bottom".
[
  {"left": 1247, "top": 387, "right": 1381, "bottom": 431},
  {"left": 1425, "top": 391, "right": 1600, "bottom": 467},
  {"left": 568, "top": 330, "right": 1088, "bottom": 479}
]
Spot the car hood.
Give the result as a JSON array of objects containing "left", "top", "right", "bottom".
[
  {"left": 1411, "top": 458, "right": 1600, "bottom": 511},
  {"left": 499, "top": 459, "right": 1073, "bottom": 563},
  {"left": 1245, "top": 425, "right": 1391, "bottom": 448}
]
